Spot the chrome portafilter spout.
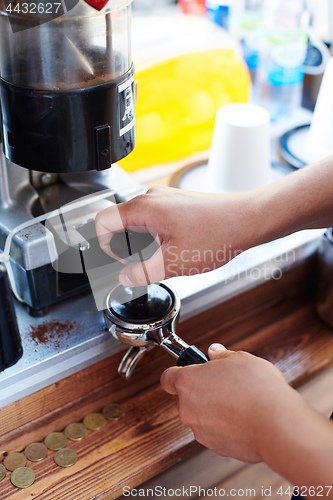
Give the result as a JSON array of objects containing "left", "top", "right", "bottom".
[{"left": 104, "top": 282, "right": 208, "bottom": 379}]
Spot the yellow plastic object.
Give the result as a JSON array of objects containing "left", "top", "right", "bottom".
[{"left": 118, "top": 48, "right": 251, "bottom": 171}]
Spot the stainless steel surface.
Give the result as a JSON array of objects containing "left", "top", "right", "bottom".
[
  {"left": 0, "top": 289, "right": 123, "bottom": 407},
  {"left": 176, "top": 230, "right": 323, "bottom": 322},
  {"left": 45, "top": 191, "right": 114, "bottom": 252},
  {"left": 0, "top": 149, "right": 13, "bottom": 209},
  {"left": 0, "top": 163, "right": 145, "bottom": 307}
]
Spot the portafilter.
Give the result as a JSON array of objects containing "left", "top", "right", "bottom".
[{"left": 103, "top": 229, "right": 208, "bottom": 378}]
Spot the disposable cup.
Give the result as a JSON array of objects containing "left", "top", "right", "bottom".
[
  {"left": 207, "top": 102, "right": 271, "bottom": 192},
  {"left": 307, "top": 56, "right": 333, "bottom": 159}
]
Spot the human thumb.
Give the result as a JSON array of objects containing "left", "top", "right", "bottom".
[{"left": 208, "top": 343, "right": 229, "bottom": 361}]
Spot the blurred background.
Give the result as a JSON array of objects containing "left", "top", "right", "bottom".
[{"left": 120, "top": 0, "right": 332, "bottom": 174}]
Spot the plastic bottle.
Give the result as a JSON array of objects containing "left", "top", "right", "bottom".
[
  {"left": 255, "top": 0, "right": 310, "bottom": 121},
  {"left": 229, "top": 0, "right": 264, "bottom": 79},
  {"left": 178, "top": 0, "right": 206, "bottom": 15},
  {"left": 205, "top": 0, "right": 231, "bottom": 30}
]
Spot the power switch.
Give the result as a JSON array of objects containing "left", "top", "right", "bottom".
[{"left": 95, "top": 124, "right": 111, "bottom": 170}]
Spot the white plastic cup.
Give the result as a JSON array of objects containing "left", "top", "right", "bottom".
[
  {"left": 307, "top": 57, "right": 333, "bottom": 159},
  {"left": 207, "top": 102, "right": 271, "bottom": 192}
]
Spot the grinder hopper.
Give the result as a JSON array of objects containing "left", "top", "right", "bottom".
[{"left": 0, "top": 0, "right": 135, "bottom": 173}]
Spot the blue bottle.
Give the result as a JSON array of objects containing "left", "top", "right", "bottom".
[
  {"left": 255, "top": 0, "right": 310, "bottom": 121},
  {"left": 205, "top": 0, "right": 230, "bottom": 30}
]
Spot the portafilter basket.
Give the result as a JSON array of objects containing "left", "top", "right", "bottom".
[{"left": 104, "top": 282, "right": 208, "bottom": 379}]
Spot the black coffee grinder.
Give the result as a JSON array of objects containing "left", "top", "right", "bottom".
[
  {"left": 0, "top": 0, "right": 135, "bottom": 174},
  {"left": 0, "top": 0, "right": 138, "bottom": 312},
  {"left": 0, "top": 0, "right": 140, "bottom": 370}
]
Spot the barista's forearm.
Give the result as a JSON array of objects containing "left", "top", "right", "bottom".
[
  {"left": 261, "top": 400, "right": 333, "bottom": 497},
  {"left": 252, "top": 155, "right": 333, "bottom": 246}
]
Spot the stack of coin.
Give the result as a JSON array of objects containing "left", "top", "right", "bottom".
[
  {"left": 64, "top": 422, "right": 87, "bottom": 442},
  {"left": 3, "top": 452, "right": 27, "bottom": 471},
  {"left": 44, "top": 432, "right": 68, "bottom": 451},
  {"left": 0, "top": 463, "right": 6, "bottom": 482},
  {"left": 102, "top": 403, "right": 125, "bottom": 421},
  {"left": 1, "top": 402, "right": 125, "bottom": 487},
  {"left": 11, "top": 467, "right": 35, "bottom": 489},
  {"left": 83, "top": 412, "right": 106, "bottom": 431},
  {"left": 54, "top": 448, "right": 78, "bottom": 468},
  {"left": 24, "top": 442, "right": 48, "bottom": 462}
]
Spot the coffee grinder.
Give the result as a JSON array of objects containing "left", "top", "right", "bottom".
[
  {"left": 0, "top": 0, "right": 140, "bottom": 367},
  {"left": 0, "top": 0, "right": 207, "bottom": 376}
]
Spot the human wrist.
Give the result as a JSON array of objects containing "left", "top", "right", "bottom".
[
  {"left": 247, "top": 159, "right": 333, "bottom": 246},
  {"left": 246, "top": 180, "right": 297, "bottom": 248},
  {"left": 230, "top": 190, "right": 270, "bottom": 251},
  {"left": 257, "top": 388, "right": 325, "bottom": 485}
]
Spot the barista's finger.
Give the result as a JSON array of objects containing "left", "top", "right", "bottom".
[
  {"left": 119, "top": 247, "right": 166, "bottom": 286},
  {"left": 95, "top": 205, "right": 126, "bottom": 257},
  {"left": 160, "top": 366, "right": 182, "bottom": 395},
  {"left": 208, "top": 343, "right": 229, "bottom": 360},
  {"left": 96, "top": 231, "right": 126, "bottom": 261}
]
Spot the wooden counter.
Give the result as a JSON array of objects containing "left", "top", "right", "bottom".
[{"left": 1, "top": 255, "right": 333, "bottom": 499}]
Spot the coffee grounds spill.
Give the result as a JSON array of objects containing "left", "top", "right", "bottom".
[{"left": 28, "top": 320, "right": 80, "bottom": 348}]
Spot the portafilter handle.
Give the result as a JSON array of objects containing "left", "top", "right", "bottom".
[
  {"left": 108, "top": 287, "right": 208, "bottom": 379},
  {"left": 107, "top": 229, "right": 208, "bottom": 376},
  {"left": 116, "top": 327, "right": 208, "bottom": 379},
  {"left": 158, "top": 319, "right": 208, "bottom": 365},
  {"left": 177, "top": 345, "right": 209, "bottom": 366}
]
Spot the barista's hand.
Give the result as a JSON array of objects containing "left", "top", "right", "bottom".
[
  {"left": 95, "top": 157, "right": 333, "bottom": 287},
  {"left": 160, "top": 343, "right": 311, "bottom": 463},
  {"left": 161, "top": 343, "right": 333, "bottom": 494},
  {"left": 95, "top": 186, "right": 256, "bottom": 286}
]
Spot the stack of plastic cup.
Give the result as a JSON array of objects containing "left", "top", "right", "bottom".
[
  {"left": 207, "top": 102, "right": 271, "bottom": 192},
  {"left": 306, "top": 57, "right": 333, "bottom": 160}
]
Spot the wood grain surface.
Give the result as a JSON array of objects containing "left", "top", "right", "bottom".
[{"left": 1, "top": 255, "right": 333, "bottom": 499}]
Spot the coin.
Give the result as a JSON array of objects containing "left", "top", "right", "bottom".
[
  {"left": 24, "top": 442, "right": 48, "bottom": 462},
  {"left": 83, "top": 412, "right": 106, "bottom": 430},
  {"left": 0, "top": 464, "right": 6, "bottom": 481},
  {"left": 4, "top": 452, "right": 27, "bottom": 471},
  {"left": 11, "top": 467, "right": 35, "bottom": 488},
  {"left": 64, "top": 422, "right": 87, "bottom": 441},
  {"left": 44, "top": 432, "right": 68, "bottom": 451},
  {"left": 54, "top": 448, "right": 78, "bottom": 468},
  {"left": 102, "top": 403, "right": 125, "bottom": 421}
]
